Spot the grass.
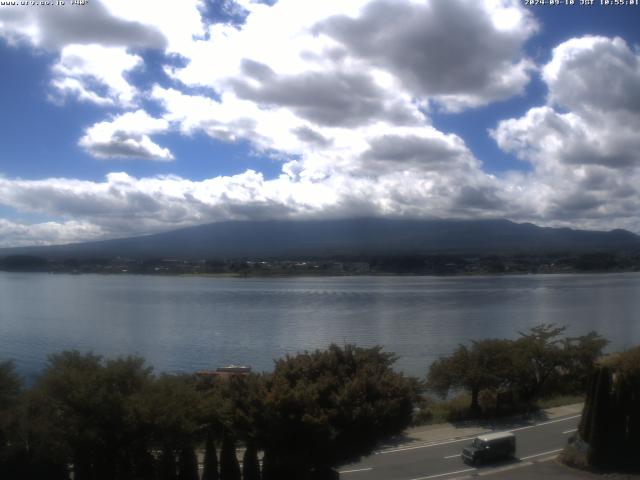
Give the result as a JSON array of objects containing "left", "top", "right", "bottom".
[
  {"left": 413, "top": 393, "right": 472, "bottom": 425},
  {"left": 412, "top": 392, "right": 584, "bottom": 427},
  {"left": 535, "top": 394, "right": 584, "bottom": 409}
]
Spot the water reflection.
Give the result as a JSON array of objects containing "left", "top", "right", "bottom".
[{"left": 1, "top": 272, "right": 640, "bottom": 380}]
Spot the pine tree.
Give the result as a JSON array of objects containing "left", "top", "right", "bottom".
[
  {"left": 202, "top": 433, "right": 219, "bottom": 480},
  {"left": 242, "top": 443, "right": 260, "bottom": 480},
  {"left": 159, "top": 448, "right": 178, "bottom": 480},
  {"left": 587, "top": 366, "right": 611, "bottom": 466},
  {"left": 132, "top": 449, "right": 156, "bottom": 480},
  {"left": 260, "top": 449, "right": 275, "bottom": 480},
  {"left": 219, "top": 435, "right": 241, "bottom": 480},
  {"left": 578, "top": 369, "right": 598, "bottom": 441},
  {"left": 178, "top": 446, "right": 199, "bottom": 480}
]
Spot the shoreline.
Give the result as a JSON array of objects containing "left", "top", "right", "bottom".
[{"left": 1, "top": 268, "right": 639, "bottom": 278}]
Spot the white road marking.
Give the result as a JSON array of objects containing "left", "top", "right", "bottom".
[
  {"left": 377, "top": 437, "right": 470, "bottom": 454},
  {"left": 339, "top": 467, "right": 373, "bottom": 474},
  {"left": 443, "top": 454, "right": 459, "bottom": 459},
  {"left": 377, "top": 414, "right": 580, "bottom": 455},
  {"left": 509, "top": 414, "right": 581, "bottom": 433},
  {"left": 563, "top": 428, "right": 578, "bottom": 434},
  {"left": 412, "top": 446, "right": 567, "bottom": 480},
  {"left": 410, "top": 467, "right": 476, "bottom": 480},
  {"left": 519, "top": 448, "right": 563, "bottom": 460}
]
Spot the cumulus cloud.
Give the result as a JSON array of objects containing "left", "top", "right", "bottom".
[
  {"left": 231, "top": 60, "right": 421, "bottom": 127},
  {"left": 0, "top": 218, "right": 104, "bottom": 248},
  {"left": 292, "top": 126, "right": 332, "bottom": 148},
  {"left": 316, "top": 0, "right": 537, "bottom": 111},
  {"left": 78, "top": 110, "right": 174, "bottom": 161},
  {"left": 543, "top": 36, "right": 640, "bottom": 115},
  {"left": 493, "top": 106, "right": 640, "bottom": 168},
  {"left": 51, "top": 44, "right": 143, "bottom": 106},
  {"left": 0, "top": 150, "right": 506, "bottom": 244},
  {"left": 0, "top": 1, "right": 169, "bottom": 108},
  {"left": 0, "top": 0, "right": 166, "bottom": 50},
  {"left": 361, "top": 131, "right": 474, "bottom": 173},
  {"left": 491, "top": 36, "right": 640, "bottom": 226},
  {"left": 4, "top": 1, "right": 640, "bottom": 247}
]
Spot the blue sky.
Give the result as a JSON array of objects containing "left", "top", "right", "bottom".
[{"left": 0, "top": 0, "right": 639, "bottom": 246}]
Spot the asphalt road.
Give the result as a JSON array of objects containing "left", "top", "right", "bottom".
[{"left": 338, "top": 413, "right": 581, "bottom": 480}]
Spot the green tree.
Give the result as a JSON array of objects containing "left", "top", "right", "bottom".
[
  {"left": 219, "top": 434, "right": 241, "bottom": 480},
  {"left": 29, "top": 351, "right": 154, "bottom": 480},
  {"left": 202, "top": 432, "right": 219, "bottom": 480},
  {"left": 0, "top": 361, "right": 27, "bottom": 480},
  {"left": 427, "top": 339, "right": 514, "bottom": 414},
  {"left": 0, "top": 360, "right": 20, "bottom": 411},
  {"left": 177, "top": 446, "right": 199, "bottom": 480},
  {"left": 260, "top": 449, "right": 278, "bottom": 480},
  {"left": 260, "top": 344, "right": 418, "bottom": 479},
  {"left": 561, "top": 332, "right": 608, "bottom": 393},
  {"left": 511, "top": 324, "right": 568, "bottom": 402},
  {"left": 158, "top": 448, "right": 178, "bottom": 480},
  {"left": 242, "top": 443, "right": 260, "bottom": 480},
  {"left": 133, "top": 374, "right": 204, "bottom": 453},
  {"left": 0, "top": 360, "right": 21, "bottom": 453},
  {"left": 573, "top": 346, "right": 640, "bottom": 468}
]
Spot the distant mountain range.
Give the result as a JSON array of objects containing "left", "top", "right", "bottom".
[{"left": 2, "top": 218, "right": 640, "bottom": 259}]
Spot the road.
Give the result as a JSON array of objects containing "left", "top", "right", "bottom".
[{"left": 338, "top": 413, "right": 581, "bottom": 480}]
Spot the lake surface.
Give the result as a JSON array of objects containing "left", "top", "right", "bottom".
[{"left": 1, "top": 272, "right": 640, "bottom": 382}]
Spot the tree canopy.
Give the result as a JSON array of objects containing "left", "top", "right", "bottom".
[
  {"left": 260, "top": 344, "right": 419, "bottom": 478},
  {"left": 427, "top": 325, "right": 608, "bottom": 413}
]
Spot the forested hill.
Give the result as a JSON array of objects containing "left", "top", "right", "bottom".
[{"left": 1, "top": 218, "right": 640, "bottom": 260}]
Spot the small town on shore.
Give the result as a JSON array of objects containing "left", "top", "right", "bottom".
[{"left": 3, "top": 251, "right": 640, "bottom": 276}]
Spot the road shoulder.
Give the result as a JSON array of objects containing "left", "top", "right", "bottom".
[{"left": 377, "top": 403, "right": 584, "bottom": 453}]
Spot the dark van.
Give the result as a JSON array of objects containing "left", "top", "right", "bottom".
[{"left": 461, "top": 432, "right": 516, "bottom": 465}]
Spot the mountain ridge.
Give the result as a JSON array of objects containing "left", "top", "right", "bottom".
[{"left": 1, "top": 218, "right": 639, "bottom": 260}]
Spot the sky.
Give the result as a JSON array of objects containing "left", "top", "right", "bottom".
[{"left": 0, "top": 0, "right": 639, "bottom": 247}]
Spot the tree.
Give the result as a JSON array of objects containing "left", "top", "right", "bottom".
[
  {"left": 242, "top": 443, "right": 260, "bottom": 480},
  {"left": 573, "top": 346, "right": 640, "bottom": 469},
  {"left": 219, "top": 434, "right": 241, "bottom": 480},
  {"left": 158, "top": 448, "right": 178, "bottom": 480},
  {"left": 209, "top": 373, "right": 267, "bottom": 480},
  {"left": 561, "top": 332, "right": 608, "bottom": 393},
  {"left": 201, "top": 432, "right": 219, "bottom": 480},
  {"left": 0, "top": 363, "right": 32, "bottom": 480},
  {"left": 214, "top": 373, "right": 268, "bottom": 449},
  {"left": 0, "top": 360, "right": 21, "bottom": 455},
  {"left": 133, "top": 374, "right": 204, "bottom": 453},
  {"left": 511, "top": 324, "right": 568, "bottom": 403},
  {"left": 427, "top": 339, "right": 514, "bottom": 414},
  {"left": 259, "top": 344, "right": 419, "bottom": 479},
  {"left": 260, "top": 449, "right": 277, "bottom": 480},
  {"left": 177, "top": 446, "right": 199, "bottom": 480},
  {"left": 28, "top": 351, "right": 154, "bottom": 480},
  {"left": 0, "top": 360, "right": 20, "bottom": 411}
]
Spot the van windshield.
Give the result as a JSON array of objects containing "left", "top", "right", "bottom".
[{"left": 472, "top": 439, "right": 485, "bottom": 449}]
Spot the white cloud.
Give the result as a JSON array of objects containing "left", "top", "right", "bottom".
[
  {"left": 491, "top": 36, "right": 640, "bottom": 226},
  {"left": 0, "top": 0, "right": 166, "bottom": 50},
  {"left": 0, "top": 1, "right": 166, "bottom": 108},
  {"left": 101, "top": 0, "right": 204, "bottom": 54},
  {"left": 543, "top": 36, "right": 640, "bottom": 115},
  {"left": 315, "top": 0, "right": 537, "bottom": 111},
  {"left": 78, "top": 110, "right": 174, "bottom": 161},
  {"left": 51, "top": 44, "right": 143, "bottom": 106},
  {"left": 0, "top": 143, "right": 505, "bottom": 244},
  {"left": 4, "top": 1, "right": 640, "bottom": 247},
  {"left": 0, "top": 218, "right": 104, "bottom": 248}
]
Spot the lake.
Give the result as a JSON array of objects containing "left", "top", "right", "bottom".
[{"left": 1, "top": 271, "right": 640, "bottom": 382}]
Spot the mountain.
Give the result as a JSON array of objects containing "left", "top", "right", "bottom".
[{"left": 1, "top": 218, "right": 640, "bottom": 259}]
